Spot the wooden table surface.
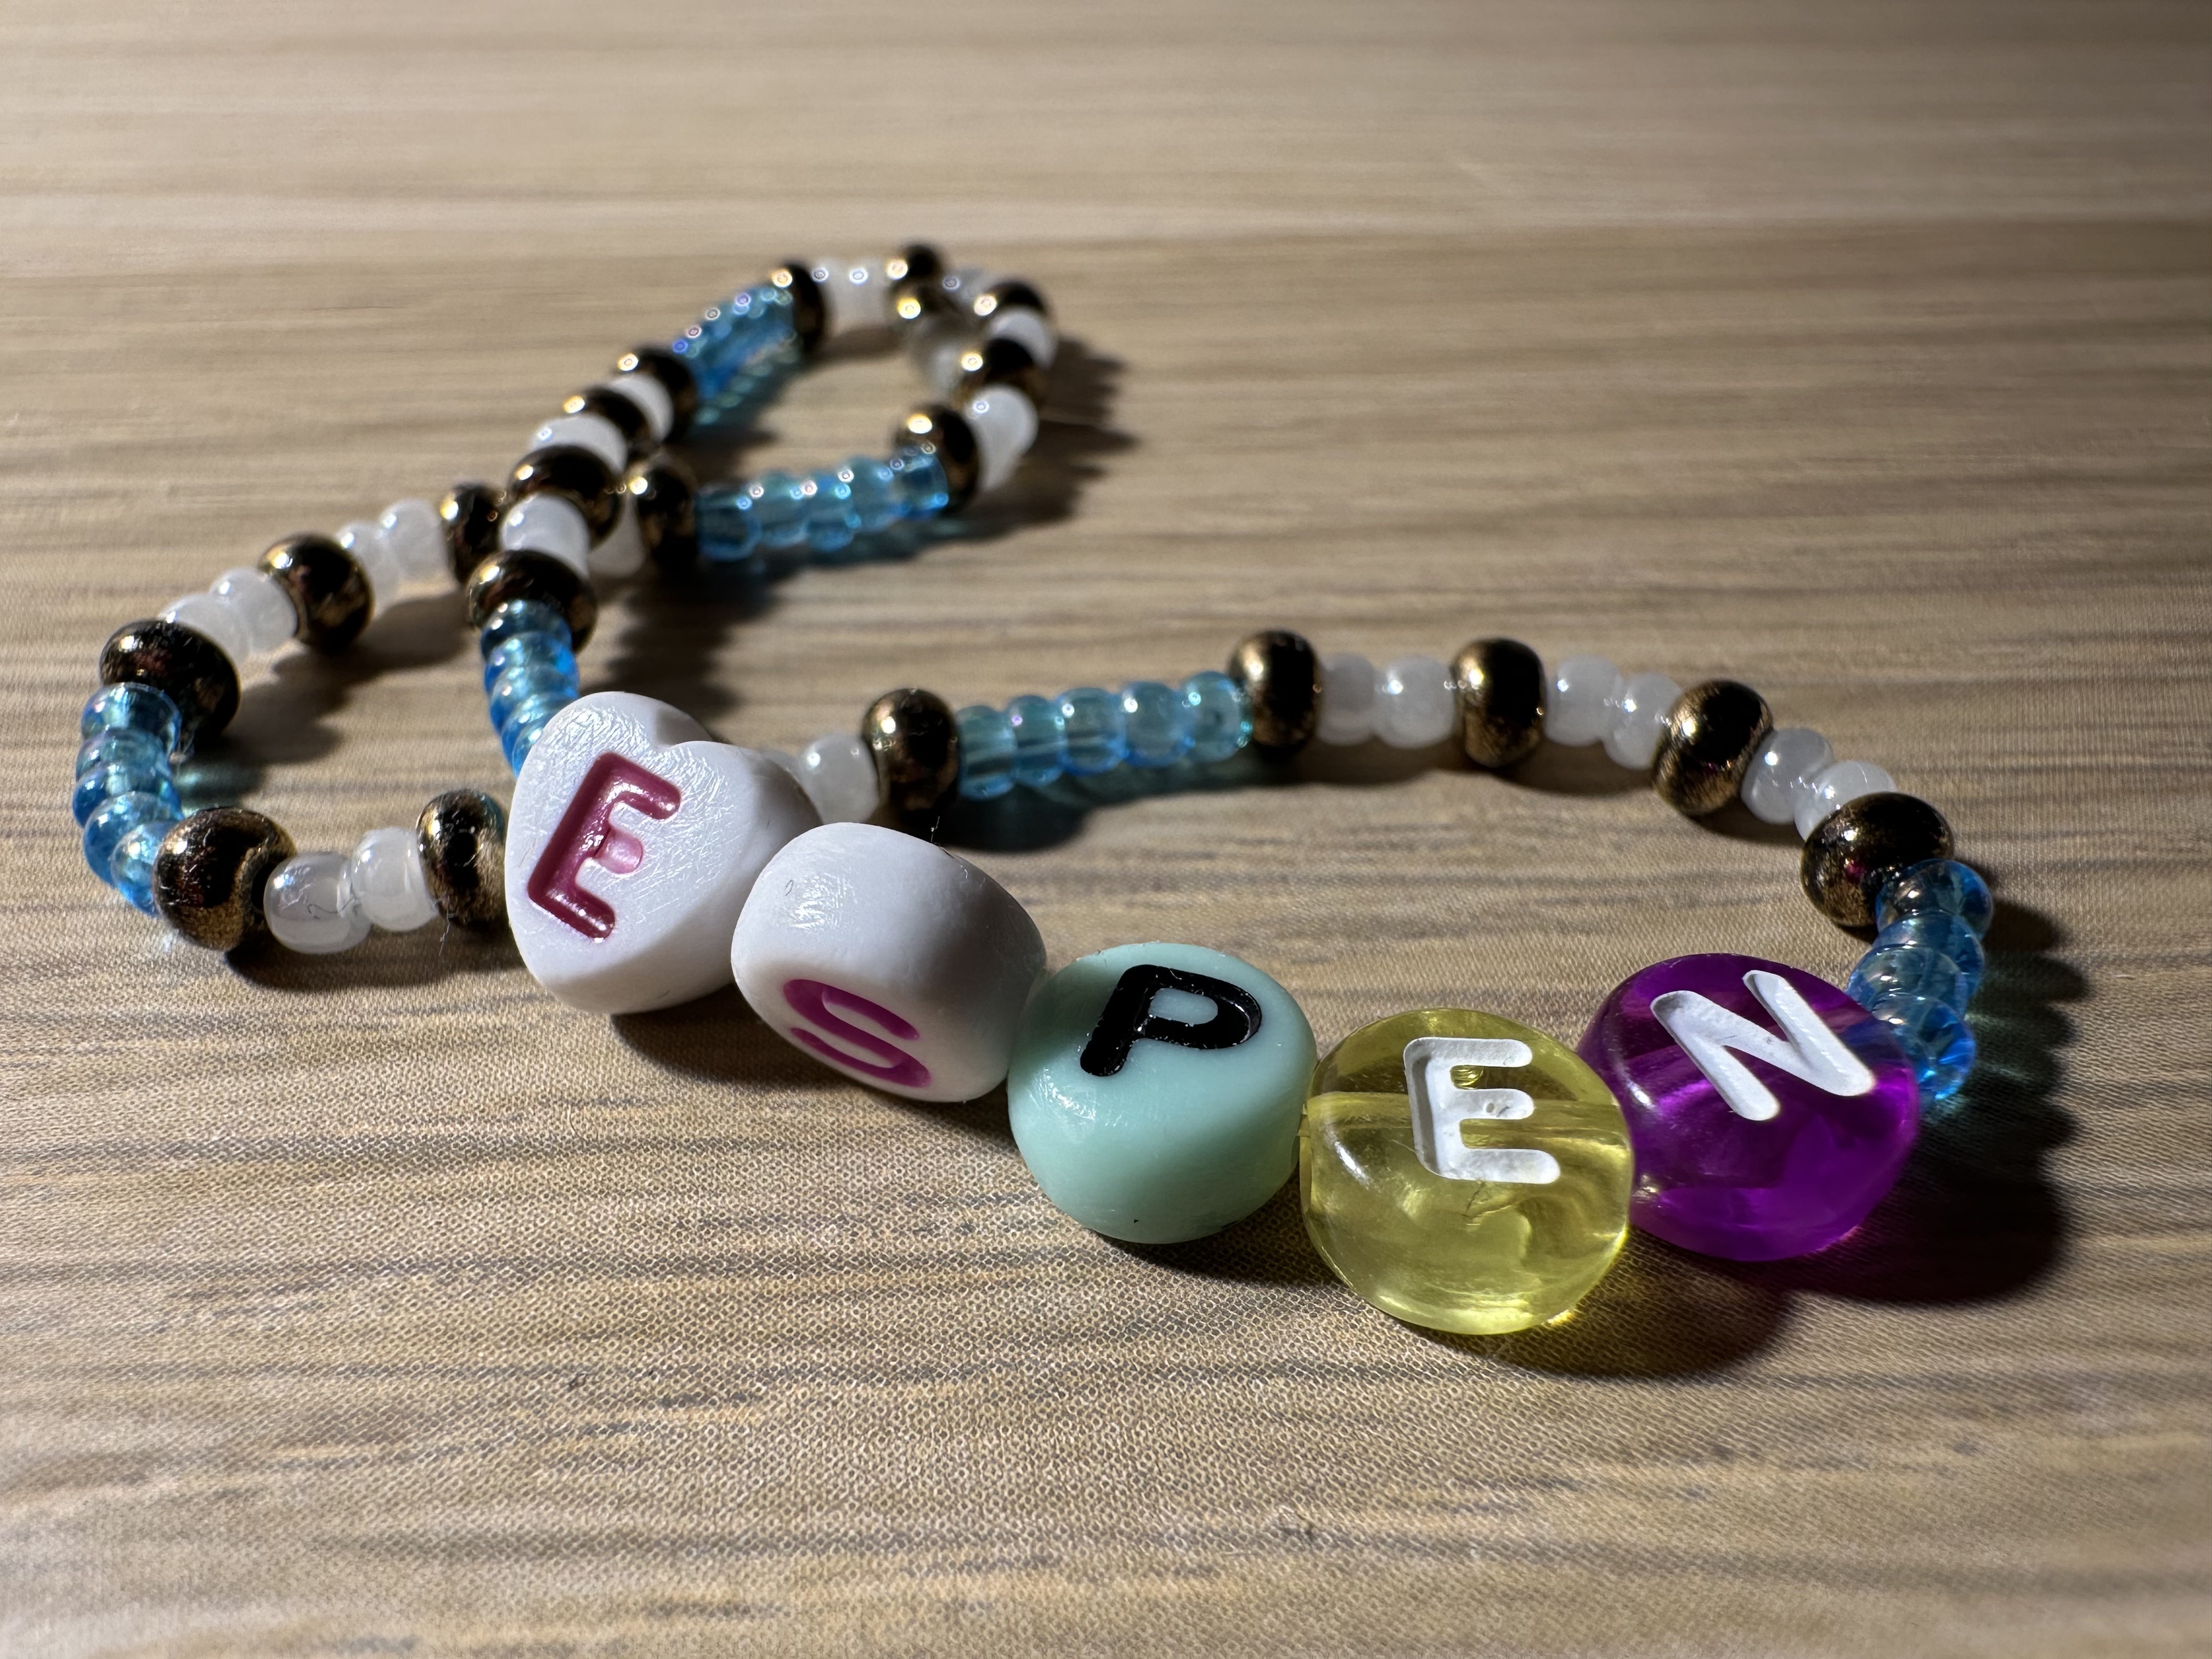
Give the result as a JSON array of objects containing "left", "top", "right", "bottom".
[{"left": 2, "top": 2, "right": 2207, "bottom": 1653}]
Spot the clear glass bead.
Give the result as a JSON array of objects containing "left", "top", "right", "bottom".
[
  {"left": 347, "top": 826, "right": 439, "bottom": 932},
  {"left": 76, "top": 727, "right": 168, "bottom": 780},
  {"left": 73, "top": 760, "right": 179, "bottom": 826},
  {"left": 1058, "top": 687, "right": 1128, "bottom": 775},
  {"left": 887, "top": 448, "right": 950, "bottom": 518},
  {"left": 1316, "top": 652, "right": 1378, "bottom": 746},
  {"left": 159, "top": 591, "right": 249, "bottom": 664},
  {"left": 1877, "top": 858, "right": 1994, "bottom": 939},
  {"left": 482, "top": 630, "right": 577, "bottom": 694},
  {"left": 1603, "top": 672, "right": 1681, "bottom": 769},
  {"left": 109, "top": 817, "right": 174, "bottom": 916},
  {"left": 1182, "top": 671, "right": 1250, "bottom": 764},
  {"left": 1548, "top": 654, "right": 1623, "bottom": 747},
  {"left": 83, "top": 790, "right": 170, "bottom": 885},
  {"left": 1120, "top": 681, "right": 1193, "bottom": 768},
  {"left": 1871, "top": 913, "right": 1985, "bottom": 1002},
  {"left": 1864, "top": 991, "right": 1976, "bottom": 1105},
  {"left": 264, "top": 853, "right": 371, "bottom": 955},
  {"left": 1847, "top": 944, "right": 1965, "bottom": 1013},
  {"left": 1794, "top": 759, "right": 1896, "bottom": 838},
  {"left": 210, "top": 566, "right": 299, "bottom": 656},
  {"left": 376, "top": 499, "right": 448, "bottom": 584},
  {"left": 798, "top": 733, "right": 879, "bottom": 822},
  {"left": 1741, "top": 726, "right": 1833, "bottom": 826},
  {"left": 1006, "top": 693, "right": 1068, "bottom": 786},
  {"left": 81, "top": 683, "right": 182, "bottom": 754},
  {"left": 478, "top": 600, "right": 571, "bottom": 659},
  {"left": 956, "top": 704, "right": 1019, "bottom": 799},
  {"left": 1374, "top": 655, "right": 1456, "bottom": 749}
]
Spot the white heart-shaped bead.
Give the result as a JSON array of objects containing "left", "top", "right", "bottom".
[{"left": 506, "top": 692, "right": 820, "bottom": 1014}]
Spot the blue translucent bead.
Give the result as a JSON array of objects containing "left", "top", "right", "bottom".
[
  {"left": 1865, "top": 991, "right": 1977, "bottom": 1105},
  {"left": 1120, "top": 681, "right": 1194, "bottom": 769},
  {"left": 500, "top": 691, "right": 573, "bottom": 773},
  {"left": 744, "top": 471, "right": 814, "bottom": 551},
  {"left": 805, "top": 466, "right": 861, "bottom": 553},
  {"left": 482, "top": 631, "right": 577, "bottom": 694},
  {"left": 1006, "top": 693, "right": 1068, "bottom": 787},
  {"left": 76, "top": 726, "right": 168, "bottom": 780},
  {"left": 1871, "top": 912, "right": 1985, "bottom": 1002},
  {"left": 1058, "top": 687, "right": 1128, "bottom": 776},
  {"left": 80, "top": 682, "right": 182, "bottom": 755},
  {"left": 956, "top": 705, "right": 1020, "bottom": 800},
  {"left": 488, "top": 660, "right": 578, "bottom": 731},
  {"left": 73, "top": 761, "right": 180, "bottom": 826},
  {"left": 696, "top": 485, "right": 765, "bottom": 566},
  {"left": 109, "top": 817, "right": 174, "bottom": 916},
  {"left": 83, "top": 791, "right": 170, "bottom": 886},
  {"left": 887, "top": 448, "right": 950, "bottom": 518},
  {"left": 1182, "top": 670, "right": 1252, "bottom": 763},
  {"left": 1847, "top": 944, "right": 1965, "bottom": 1013},
  {"left": 838, "top": 456, "right": 902, "bottom": 534},
  {"left": 1877, "top": 857, "right": 1995, "bottom": 939},
  {"left": 478, "top": 599, "right": 571, "bottom": 659}
]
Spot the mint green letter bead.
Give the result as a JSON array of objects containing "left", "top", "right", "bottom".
[{"left": 1008, "top": 941, "right": 1317, "bottom": 1244}]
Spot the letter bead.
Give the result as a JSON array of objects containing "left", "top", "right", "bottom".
[
  {"left": 732, "top": 822, "right": 1047, "bottom": 1103},
  {"left": 1578, "top": 953, "right": 1920, "bottom": 1260},
  {"left": 1008, "top": 943, "right": 1316, "bottom": 1244},
  {"left": 1300, "top": 1009, "right": 1632, "bottom": 1334},
  {"left": 505, "top": 692, "right": 819, "bottom": 1014}
]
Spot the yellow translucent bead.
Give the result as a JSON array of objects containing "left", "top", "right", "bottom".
[{"left": 1300, "top": 1008, "right": 1633, "bottom": 1334}]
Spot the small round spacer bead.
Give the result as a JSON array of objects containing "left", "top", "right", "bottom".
[
  {"left": 438, "top": 482, "right": 504, "bottom": 586},
  {"left": 861, "top": 687, "right": 959, "bottom": 832},
  {"left": 153, "top": 807, "right": 296, "bottom": 951},
  {"left": 768, "top": 260, "right": 828, "bottom": 354},
  {"left": 465, "top": 550, "right": 598, "bottom": 650},
  {"left": 613, "top": 345, "right": 699, "bottom": 441},
  {"left": 625, "top": 455, "right": 699, "bottom": 571},
  {"left": 1451, "top": 637, "right": 1548, "bottom": 769},
  {"left": 893, "top": 404, "right": 981, "bottom": 512},
  {"left": 1652, "top": 679, "right": 1774, "bottom": 816},
  {"left": 508, "top": 445, "right": 620, "bottom": 543},
  {"left": 99, "top": 616, "right": 241, "bottom": 747},
  {"left": 886, "top": 243, "right": 950, "bottom": 330},
  {"left": 259, "top": 532, "right": 372, "bottom": 652},
  {"left": 970, "top": 278, "right": 1049, "bottom": 321},
  {"left": 1800, "top": 791, "right": 1955, "bottom": 929},
  {"left": 560, "top": 386, "right": 653, "bottom": 461},
  {"left": 416, "top": 789, "right": 507, "bottom": 929},
  {"left": 953, "top": 336, "right": 1049, "bottom": 408},
  {"left": 1227, "top": 629, "right": 1323, "bottom": 755}
]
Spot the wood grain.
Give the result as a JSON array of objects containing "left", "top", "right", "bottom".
[{"left": 1, "top": 2, "right": 2207, "bottom": 1653}]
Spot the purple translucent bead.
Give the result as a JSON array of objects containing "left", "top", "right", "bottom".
[{"left": 1578, "top": 953, "right": 1920, "bottom": 1261}]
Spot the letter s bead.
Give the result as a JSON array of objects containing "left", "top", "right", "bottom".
[{"left": 1300, "top": 1009, "right": 1632, "bottom": 1334}]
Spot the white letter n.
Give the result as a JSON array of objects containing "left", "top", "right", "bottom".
[{"left": 1649, "top": 970, "right": 1874, "bottom": 1123}]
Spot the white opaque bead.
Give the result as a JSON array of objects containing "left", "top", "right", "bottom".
[
  {"left": 1795, "top": 759, "right": 1897, "bottom": 839},
  {"left": 1603, "top": 672, "right": 1681, "bottom": 769},
  {"left": 587, "top": 495, "right": 647, "bottom": 579},
  {"left": 347, "top": 826, "right": 439, "bottom": 932},
  {"left": 965, "top": 387, "right": 1039, "bottom": 492},
  {"left": 377, "top": 498, "right": 447, "bottom": 584},
  {"left": 799, "top": 733, "right": 881, "bottom": 823},
  {"left": 531, "top": 413, "right": 628, "bottom": 476},
  {"left": 820, "top": 258, "right": 889, "bottom": 335},
  {"left": 210, "top": 567, "right": 297, "bottom": 656},
  {"left": 264, "top": 853, "right": 371, "bottom": 955},
  {"left": 984, "top": 306, "right": 1056, "bottom": 367},
  {"left": 499, "top": 493, "right": 590, "bottom": 574},
  {"left": 1373, "top": 655, "right": 1457, "bottom": 748},
  {"left": 338, "top": 520, "right": 404, "bottom": 610},
  {"left": 606, "top": 373, "right": 672, "bottom": 443},
  {"left": 1548, "top": 654, "right": 1623, "bottom": 746},
  {"left": 1316, "top": 652, "right": 1378, "bottom": 746},
  {"left": 160, "top": 590, "right": 251, "bottom": 664},
  {"left": 1742, "top": 726, "right": 1835, "bottom": 826}
]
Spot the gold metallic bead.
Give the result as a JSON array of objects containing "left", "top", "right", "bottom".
[
  {"left": 769, "top": 260, "right": 827, "bottom": 353},
  {"left": 971, "top": 278, "right": 1049, "bottom": 320},
  {"left": 612, "top": 344, "right": 698, "bottom": 438},
  {"left": 1801, "top": 792, "right": 1954, "bottom": 928},
  {"left": 507, "top": 444, "right": 619, "bottom": 541},
  {"left": 417, "top": 790, "right": 507, "bottom": 929},
  {"left": 560, "top": 386, "right": 652, "bottom": 461},
  {"left": 893, "top": 404, "right": 981, "bottom": 511},
  {"left": 861, "top": 688, "right": 958, "bottom": 831},
  {"left": 437, "top": 482, "right": 503, "bottom": 586},
  {"left": 883, "top": 243, "right": 943, "bottom": 286},
  {"left": 887, "top": 243, "right": 950, "bottom": 333},
  {"left": 1652, "top": 679, "right": 1774, "bottom": 816},
  {"left": 953, "top": 336, "right": 1048, "bottom": 408},
  {"left": 1227, "top": 630, "right": 1322, "bottom": 754},
  {"left": 99, "top": 616, "right": 242, "bottom": 745},
  {"left": 153, "top": 808, "right": 296, "bottom": 951},
  {"left": 1449, "top": 637, "right": 1547, "bottom": 769},
  {"left": 259, "top": 532, "right": 371, "bottom": 653},
  {"left": 465, "top": 550, "right": 598, "bottom": 648},
  {"left": 624, "top": 456, "right": 697, "bottom": 569}
]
